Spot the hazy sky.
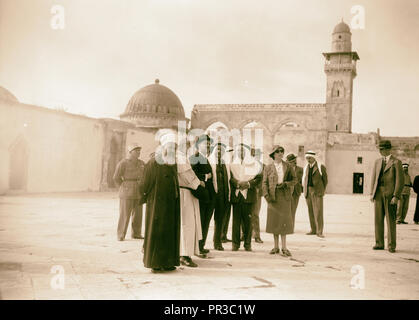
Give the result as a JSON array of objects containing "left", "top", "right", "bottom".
[{"left": 1, "top": 0, "right": 418, "bottom": 136}]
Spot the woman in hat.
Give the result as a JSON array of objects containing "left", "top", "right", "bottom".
[{"left": 262, "top": 145, "right": 297, "bottom": 256}]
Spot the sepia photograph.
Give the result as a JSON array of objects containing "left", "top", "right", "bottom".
[{"left": 0, "top": 0, "right": 418, "bottom": 307}]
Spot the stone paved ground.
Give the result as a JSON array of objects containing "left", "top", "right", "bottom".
[{"left": 0, "top": 192, "right": 418, "bottom": 300}]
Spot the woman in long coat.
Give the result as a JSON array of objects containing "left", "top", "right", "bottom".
[
  {"left": 262, "top": 145, "right": 297, "bottom": 256},
  {"left": 140, "top": 131, "right": 181, "bottom": 273}
]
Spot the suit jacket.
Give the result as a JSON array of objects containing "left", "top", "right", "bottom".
[
  {"left": 190, "top": 153, "right": 215, "bottom": 203},
  {"left": 370, "top": 155, "right": 404, "bottom": 200},
  {"left": 262, "top": 161, "right": 297, "bottom": 202},
  {"left": 210, "top": 162, "right": 231, "bottom": 202},
  {"left": 230, "top": 173, "right": 262, "bottom": 204},
  {"left": 303, "top": 162, "right": 328, "bottom": 198}
]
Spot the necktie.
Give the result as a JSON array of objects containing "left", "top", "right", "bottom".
[{"left": 383, "top": 157, "right": 387, "bottom": 168}]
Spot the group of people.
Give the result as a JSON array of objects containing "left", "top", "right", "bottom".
[
  {"left": 112, "top": 133, "right": 418, "bottom": 273},
  {"left": 112, "top": 130, "right": 330, "bottom": 273}
]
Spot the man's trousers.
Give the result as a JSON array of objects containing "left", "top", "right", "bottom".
[
  {"left": 117, "top": 199, "right": 143, "bottom": 240},
  {"left": 305, "top": 187, "right": 324, "bottom": 235},
  {"left": 396, "top": 194, "right": 410, "bottom": 222},
  {"left": 232, "top": 194, "right": 252, "bottom": 249},
  {"left": 374, "top": 187, "right": 397, "bottom": 250}
]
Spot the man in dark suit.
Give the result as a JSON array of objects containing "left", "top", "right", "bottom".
[
  {"left": 303, "top": 150, "right": 328, "bottom": 238},
  {"left": 190, "top": 134, "right": 215, "bottom": 255},
  {"left": 211, "top": 143, "right": 231, "bottom": 251},
  {"left": 250, "top": 148, "right": 264, "bottom": 243},
  {"left": 413, "top": 175, "right": 419, "bottom": 224},
  {"left": 370, "top": 140, "right": 404, "bottom": 253},
  {"left": 286, "top": 153, "right": 303, "bottom": 232},
  {"left": 230, "top": 144, "right": 263, "bottom": 251}
]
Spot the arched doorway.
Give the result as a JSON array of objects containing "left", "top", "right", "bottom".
[
  {"left": 241, "top": 120, "right": 272, "bottom": 164},
  {"left": 9, "top": 136, "right": 29, "bottom": 190},
  {"left": 273, "top": 121, "right": 308, "bottom": 166}
]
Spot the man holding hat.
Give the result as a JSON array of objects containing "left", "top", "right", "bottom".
[
  {"left": 208, "top": 142, "right": 231, "bottom": 251},
  {"left": 190, "top": 134, "right": 216, "bottom": 255},
  {"left": 230, "top": 143, "right": 263, "bottom": 251},
  {"left": 302, "top": 150, "right": 328, "bottom": 238},
  {"left": 396, "top": 163, "right": 412, "bottom": 224},
  {"left": 370, "top": 140, "right": 404, "bottom": 253},
  {"left": 113, "top": 143, "right": 145, "bottom": 241},
  {"left": 286, "top": 153, "right": 303, "bottom": 232}
]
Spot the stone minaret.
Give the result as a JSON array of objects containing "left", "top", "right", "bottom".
[{"left": 323, "top": 20, "right": 359, "bottom": 133}]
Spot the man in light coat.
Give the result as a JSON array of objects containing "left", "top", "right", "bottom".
[{"left": 303, "top": 150, "right": 328, "bottom": 238}]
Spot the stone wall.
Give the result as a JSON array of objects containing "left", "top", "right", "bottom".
[{"left": 0, "top": 99, "right": 105, "bottom": 194}]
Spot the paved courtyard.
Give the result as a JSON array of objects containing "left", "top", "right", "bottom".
[{"left": 0, "top": 192, "right": 418, "bottom": 300}]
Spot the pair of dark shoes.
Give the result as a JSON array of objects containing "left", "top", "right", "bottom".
[
  {"left": 281, "top": 249, "right": 292, "bottom": 257},
  {"left": 254, "top": 237, "right": 263, "bottom": 243},
  {"left": 373, "top": 245, "right": 396, "bottom": 253},
  {"left": 132, "top": 235, "right": 144, "bottom": 239},
  {"left": 200, "top": 248, "right": 210, "bottom": 255},
  {"left": 214, "top": 245, "right": 224, "bottom": 251},
  {"left": 270, "top": 248, "right": 280, "bottom": 254},
  {"left": 221, "top": 238, "right": 232, "bottom": 243},
  {"left": 306, "top": 231, "right": 316, "bottom": 235},
  {"left": 397, "top": 221, "right": 408, "bottom": 224},
  {"left": 232, "top": 245, "right": 252, "bottom": 252},
  {"left": 180, "top": 256, "right": 198, "bottom": 268},
  {"left": 152, "top": 266, "right": 176, "bottom": 273},
  {"left": 270, "top": 248, "right": 291, "bottom": 256}
]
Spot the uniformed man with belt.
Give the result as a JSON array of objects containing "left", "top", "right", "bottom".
[
  {"left": 113, "top": 143, "right": 145, "bottom": 241},
  {"left": 396, "top": 163, "right": 412, "bottom": 224}
]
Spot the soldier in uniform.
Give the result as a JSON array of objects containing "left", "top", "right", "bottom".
[
  {"left": 396, "top": 163, "right": 412, "bottom": 224},
  {"left": 113, "top": 143, "right": 145, "bottom": 241}
]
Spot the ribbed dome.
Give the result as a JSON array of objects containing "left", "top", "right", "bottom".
[
  {"left": 333, "top": 21, "right": 351, "bottom": 33},
  {"left": 0, "top": 86, "right": 18, "bottom": 102},
  {"left": 121, "top": 79, "right": 186, "bottom": 128}
]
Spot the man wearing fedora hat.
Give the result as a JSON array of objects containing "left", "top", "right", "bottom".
[
  {"left": 370, "top": 140, "right": 404, "bottom": 253},
  {"left": 113, "top": 143, "right": 145, "bottom": 241},
  {"left": 396, "top": 163, "right": 412, "bottom": 224},
  {"left": 286, "top": 153, "right": 303, "bottom": 232}
]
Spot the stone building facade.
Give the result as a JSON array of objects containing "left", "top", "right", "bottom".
[{"left": 190, "top": 21, "right": 419, "bottom": 194}]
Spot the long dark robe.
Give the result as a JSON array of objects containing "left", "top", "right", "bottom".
[{"left": 140, "top": 155, "right": 180, "bottom": 269}]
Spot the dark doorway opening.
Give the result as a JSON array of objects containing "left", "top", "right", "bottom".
[{"left": 353, "top": 172, "right": 364, "bottom": 194}]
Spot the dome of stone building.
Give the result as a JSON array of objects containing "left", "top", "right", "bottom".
[
  {"left": 333, "top": 21, "right": 351, "bottom": 34},
  {"left": 120, "top": 79, "right": 186, "bottom": 128},
  {"left": 0, "top": 86, "right": 18, "bottom": 102}
]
